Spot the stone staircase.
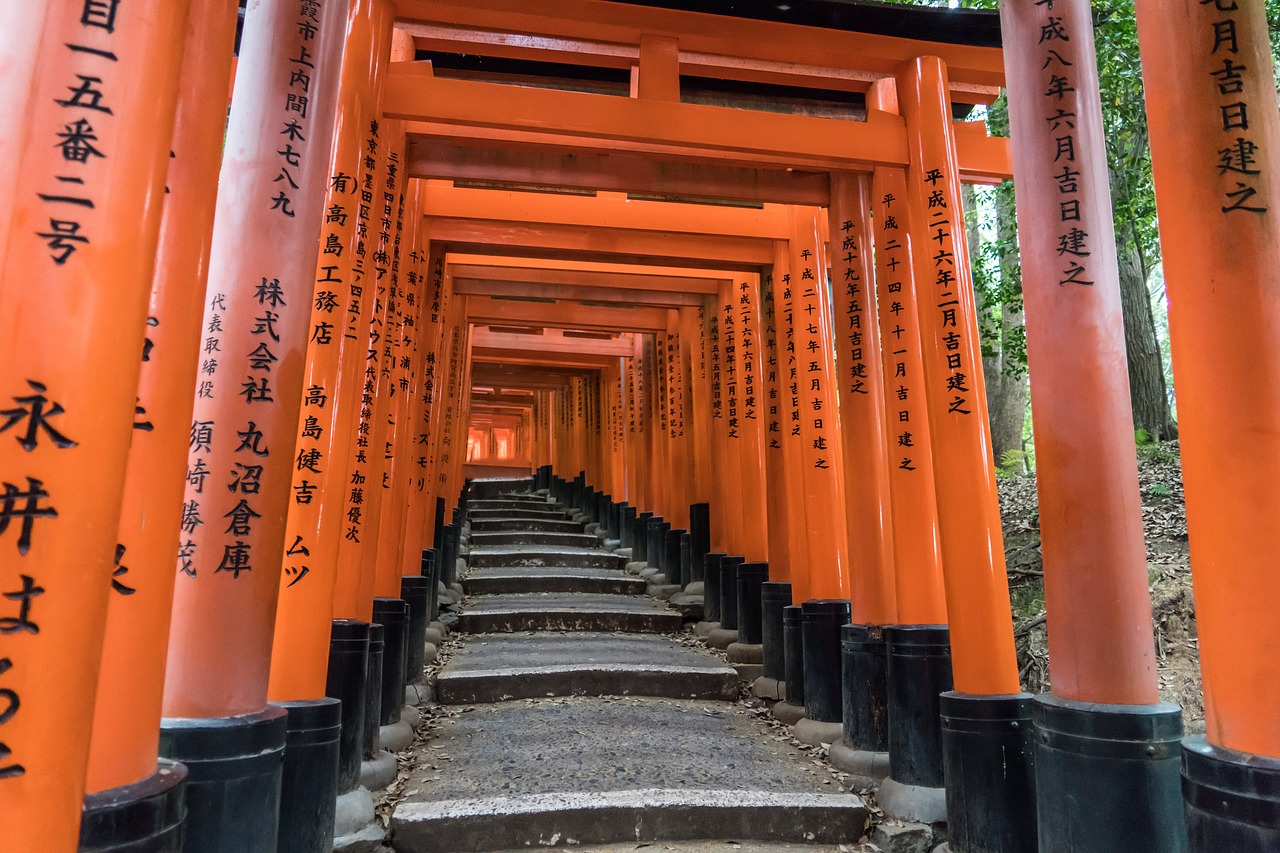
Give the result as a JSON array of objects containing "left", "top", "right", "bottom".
[{"left": 389, "top": 487, "right": 868, "bottom": 852}]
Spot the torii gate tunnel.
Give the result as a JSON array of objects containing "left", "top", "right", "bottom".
[{"left": 1, "top": 1, "right": 1278, "bottom": 851}]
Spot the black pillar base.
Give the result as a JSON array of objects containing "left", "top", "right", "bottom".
[
  {"left": 718, "top": 556, "right": 745, "bottom": 632},
  {"left": 801, "top": 600, "right": 850, "bottom": 724},
  {"left": 80, "top": 759, "right": 188, "bottom": 852},
  {"left": 664, "top": 529, "right": 685, "bottom": 587},
  {"left": 703, "top": 552, "right": 727, "bottom": 622},
  {"left": 940, "top": 691, "right": 1038, "bottom": 853},
  {"left": 362, "top": 624, "right": 384, "bottom": 758},
  {"left": 325, "top": 619, "right": 369, "bottom": 793},
  {"left": 736, "top": 562, "right": 769, "bottom": 645},
  {"left": 1184, "top": 734, "right": 1280, "bottom": 852},
  {"left": 371, "top": 598, "right": 408, "bottom": 726},
  {"left": 782, "top": 604, "right": 806, "bottom": 708},
  {"left": 273, "top": 697, "right": 342, "bottom": 853},
  {"left": 841, "top": 624, "right": 889, "bottom": 753},
  {"left": 760, "top": 582, "right": 792, "bottom": 682},
  {"left": 159, "top": 707, "right": 287, "bottom": 853},
  {"left": 689, "top": 502, "right": 711, "bottom": 571},
  {"left": 885, "top": 625, "right": 952, "bottom": 787},
  {"left": 401, "top": 576, "right": 432, "bottom": 683},
  {"left": 1034, "top": 694, "right": 1187, "bottom": 853}
]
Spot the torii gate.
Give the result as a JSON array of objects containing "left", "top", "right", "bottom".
[{"left": 0, "top": 2, "right": 1276, "bottom": 853}]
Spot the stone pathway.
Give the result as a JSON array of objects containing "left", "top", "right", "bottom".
[{"left": 388, "top": 488, "right": 869, "bottom": 852}]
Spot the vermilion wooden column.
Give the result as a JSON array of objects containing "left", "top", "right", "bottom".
[
  {"left": 0, "top": 1, "right": 189, "bottom": 846},
  {"left": 828, "top": 173, "right": 897, "bottom": 626},
  {"left": 371, "top": 181, "right": 421, "bottom": 599},
  {"left": 733, "top": 276, "right": 770, "bottom": 563},
  {"left": 865, "top": 80, "right": 947, "bottom": 626},
  {"left": 268, "top": 0, "right": 388, "bottom": 703},
  {"left": 1004, "top": 0, "right": 1160, "bottom": 710},
  {"left": 786, "top": 206, "right": 851, "bottom": 600},
  {"left": 0, "top": 7, "right": 54, "bottom": 272},
  {"left": 332, "top": 123, "right": 401, "bottom": 620},
  {"left": 1135, "top": 0, "right": 1280, "bottom": 758},
  {"left": 330, "top": 100, "right": 396, "bottom": 622},
  {"left": 165, "top": 0, "right": 347, "bottom": 718},
  {"left": 88, "top": 0, "right": 239, "bottom": 797},
  {"left": 870, "top": 164, "right": 948, "bottom": 624},
  {"left": 358, "top": 126, "right": 409, "bottom": 601},
  {"left": 1135, "top": 2, "right": 1280, "bottom": 847},
  {"left": 682, "top": 308, "right": 713, "bottom": 509},
  {"left": 708, "top": 299, "right": 742, "bottom": 550},
  {"left": 1003, "top": 4, "right": 1182, "bottom": 850},
  {"left": 896, "top": 58, "right": 1019, "bottom": 695},
  {"left": 766, "top": 248, "right": 811, "bottom": 594},
  {"left": 718, "top": 284, "right": 746, "bottom": 542},
  {"left": 399, "top": 246, "right": 448, "bottom": 577}
]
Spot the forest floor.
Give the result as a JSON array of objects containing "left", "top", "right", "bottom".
[{"left": 997, "top": 441, "right": 1202, "bottom": 730}]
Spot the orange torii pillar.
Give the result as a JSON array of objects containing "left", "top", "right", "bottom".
[
  {"left": 732, "top": 276, "right": 770, "bottom": 565},
  {"left": 773, "top": 208, "right": 853, "bottom": 738},
  {"left": 0, "top": 1, "right": 189, "bottom": 848},
  {"left": 679, "top": 307, "right": 715, "bottom": 577},
  {"left": 878, "top": 55, "right": 1029, "bottom": 832},
  {"left": 332, "top": 118, "right": 414, "bottom": 779},
  {"left": 83, "top": 0, "right": 238, "bottom": 849},
  {"left": 376, "top": 183, "right": 434, "bottom": 705},
  {"left": 785, "top": 208, "right": 852, "bottom": 601},
  {"left": 771, "top": 243, "right": 820, "bottom": 605},
  {"left": 161, "top": 1, "right": 348, "bottom": 849},
  {"left": 399, "top": 248, "right": 449, "bottom": 583},
  {"left": 1004, "top": 3, "right": 1182, "bottom": 851},
  {"left": 1135, "top": 3, "right": 1280, "bottom": 848},
  {"left": 825, "top": 172, "right": 901, "bottom": 779},
  {"left": 759, "top": 267, "right": 800, "bottom": 588},
  {"left": 265, "top": 3, "right": 392, "bottom": 841}
]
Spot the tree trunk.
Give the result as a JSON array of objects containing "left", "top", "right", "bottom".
[
  {"left": 965, "top": 182, "right": 1030, "bottom": 471},
  {"left": 1115, "top": 230, "right": 1177, "bottom": 440}
]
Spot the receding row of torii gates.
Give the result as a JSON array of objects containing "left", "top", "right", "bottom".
[{"left": 1, "top": 0, "right": 1277, "bottom": 851}]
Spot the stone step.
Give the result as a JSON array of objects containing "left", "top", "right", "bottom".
[
  {"left": 464, "top": 567, "right": 646, "bottom": 596},
  {"left": 435, "top": 632, "right": 738, "bottom": 703},
  {"left": 467, "top": 499, "right": 563, "bottom": 513},
  {"left": 390, "top": 697, "right": 868, "bottom": 852},
  {"left": 468, "top": 507, "right": 569, "bottom": 521},
  {"left": 468, "top": 517, "right": 584, "bottom": 534},
  {"left": 467, "top": 530, "right": 598, "bottom": 549},
  {"left": 466, "top": 546, "right": 624, "bottom": 571},
  {"left": 458, "top": 592, "right": 682, "bottom": 633},
  {"left": 466, "top": 477, "right": 535, "bottom": 500}
]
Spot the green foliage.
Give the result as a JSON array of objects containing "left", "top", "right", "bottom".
[
  {"left": 1150, "top": 483, "right": 1174, "bottom": 498},
  {"left": 996, "top": 448, "right": 1028, "bottom": 478}
]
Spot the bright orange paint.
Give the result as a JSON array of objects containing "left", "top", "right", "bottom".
[
  {"left": 1003, "top": 0, "right": 1159, "bottom": 706},
  {"left": 896, "top": 56, "right": 1018, "bottom": 696},
  {"left": 164, "top": 0, "right": 349, "bottom": 718},
  {"left": 268, "top": 0, "right": 389, "bottom": 703},
  {"left": 1135, "top": 0, "right": 1280, "bottom": 755},
  {"left": 785, "top": 206, "right": 851, "bottom": 601},
  {"left": 0, "top": 1, "right": 189, "bottom": 842},
  {"left": 828, "top": 173, "right": 897, "bottom": 626},
  {"left": 88, "top": 0, "right": 239, "bottom": 794}
]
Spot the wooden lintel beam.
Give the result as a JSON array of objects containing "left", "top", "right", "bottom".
[
  {"left": 407, "top": 137, "right": 832, "bottom": 206},
  {"left": 385, "top": 67, "right": 909, "bottom": 171},
  {"left": 406, "top": 25, "right": 1001, "bottom": 105},
  {"left": 421, "top": 181, "right": 790, "bottom": 238},
  {"left": 471, "top": 329, "right": 636, "bottom": 357},
  {"left": 392, "top": 0, "right": 1005, "bottom": 89},
  {"left": 466, "top": 294, "right": 669, "bottom": 333},
  {"left": 452, "top": 262, "right": 723, "bottom": 294},
  {"left": 390, "top": 69, "right": 1011, "bottom": 180},
  {"left": 427, "top": 219, "right": 773, "bottom": 269},
  {"left": 456, "top": 278, "right": 703, "bottom": 307}
]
